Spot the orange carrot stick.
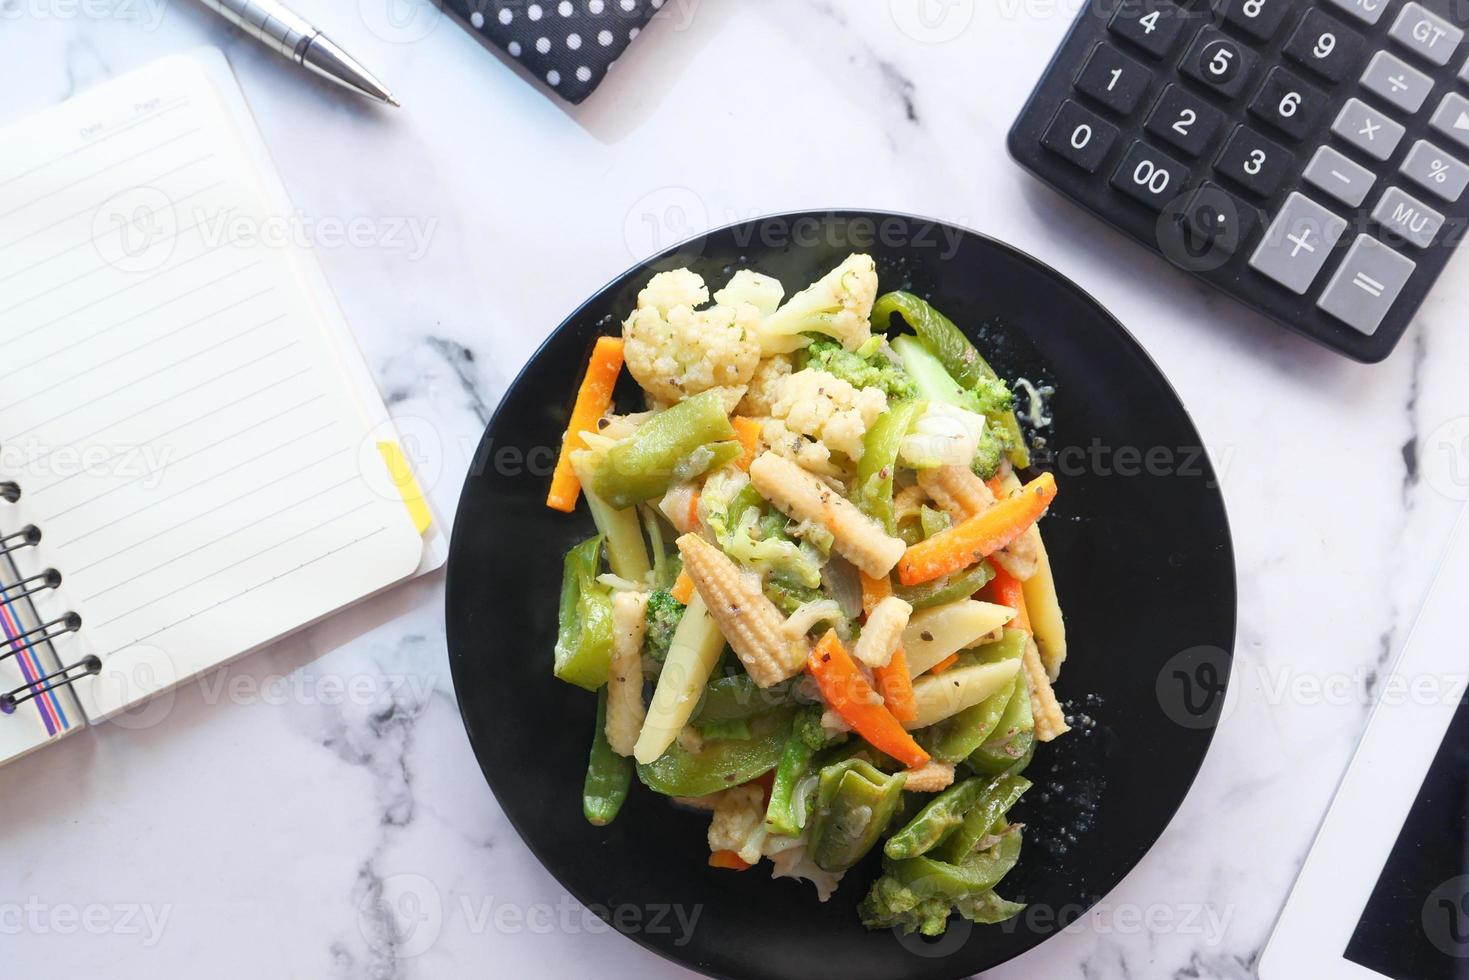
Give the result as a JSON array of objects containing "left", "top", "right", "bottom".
[
  {"left": 730, "top": 416, "right": 763, "bottom": 472},
  {"left": 807, "top": 630, "right": 929, "bottom": 769},
  {"left": 671, "top": 570, "right": 695, "bottom": 605},
  {"left": 897, "top": 473, "right": 1057, "bottom": 587},
  {"left": 928, "top": 653, "right": 960, "bottom": 675},
  {"left": 859, "top": 570, "right": 892, "bottom": 617},
  {"left": 874, "top": 646, "right": 918, "bottom": 723},
  {"left": 709, "top": 850, "right": 752, "bottom": 871},
  {"left": 546, "top": 337, "right": 625, "bottom": 513},
  {"left": 987, "top": 565, "right": 1032, "bottom": 634}
]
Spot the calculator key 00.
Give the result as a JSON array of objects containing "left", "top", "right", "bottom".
[{"left": 1008, "top": 0, "right": 1469, "bottom": 362}]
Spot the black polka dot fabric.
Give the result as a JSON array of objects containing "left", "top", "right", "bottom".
[{"left": 442, "top": 0, "right": 661, "bottom": 104}]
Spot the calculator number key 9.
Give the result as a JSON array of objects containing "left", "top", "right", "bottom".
[
  {"left": 1283, "top": 9, "right": 1364, "bottom": 82},
  {"left": 1182, "top": 28, "right": 1259, "bottom": 98}
]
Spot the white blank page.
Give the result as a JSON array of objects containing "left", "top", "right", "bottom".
[{"left": 0, "top": 54, "right": 423, "bottom": 721}]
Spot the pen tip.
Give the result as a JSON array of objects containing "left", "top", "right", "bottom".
[{"left": 386, "top": 95, "right": 402, "bottom": 108}]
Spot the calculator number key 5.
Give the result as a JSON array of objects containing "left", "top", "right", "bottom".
[
  {"left": 1182, "top": 28, "right": 1259, "bottom": 99},
  {"left": 1110, "top": 141, "right": 1191, "bottom": 210}
]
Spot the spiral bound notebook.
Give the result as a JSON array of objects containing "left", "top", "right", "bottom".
[{"left": 0, "top": 49, "right": 446, "bottom": 767}]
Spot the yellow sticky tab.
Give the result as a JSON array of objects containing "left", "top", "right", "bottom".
[{"left": 377, "top": 441, "right": 433, "bottom": 535}]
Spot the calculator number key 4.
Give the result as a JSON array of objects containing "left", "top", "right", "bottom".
[
  {"left": 1110, "top": 141, "right": 1191, "bottom": 210},
  {"left": 1216, "top": 126, "right": 1295, "bottom": 197},
  {"left": 1181, "top": 28, "right": 1258, "bottom": 99},
  {"left": 1108, "top": 0, "right": 1192, "bottom": 59},
  {"left": 1249, "top": 67, "right": 1327, "bottom": 140}
]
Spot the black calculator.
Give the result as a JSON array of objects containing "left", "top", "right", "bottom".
[{"left": 1009, "top": 0, "right": 1469, "bottom": 362}]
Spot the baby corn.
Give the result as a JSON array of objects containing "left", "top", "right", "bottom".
[
  {"left": 748, "top": 451, "right": 906, "bottom": 578},
  {"left": 851, "top": 595, "right": 912, "bottom": 669},
  {"left": 676, "top": 533, "right": 807, "bottom": 688},
  {"left": 1023, "top": 635, "right": 1069, "bottom": 741}
]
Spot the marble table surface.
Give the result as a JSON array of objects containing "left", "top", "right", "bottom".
[{"left": 3, "top": 1, "right": 1468, "bottom": 977}]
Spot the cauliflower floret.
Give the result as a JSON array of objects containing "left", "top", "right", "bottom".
[
  {"left": 622, "top": 269, "right": 761, "bottom": 405},
  {"left": 899, "top": 402, "right": 988, "bottom": 469},
  {"left": 761, "top": 417, "right": 838, "bottom": 476},
  {"left": 736, "top": 354, "right": 794, "bottom": 417},
  {"left": 714, "top": 270, "right": 785, "bottom": 316},
  {"left": 768, "top": 368, "right": 887, "bottom": 463},
  {"left": 756, "top": 254, "right": 878, "bottom": 355},
  {"left": 708, "top": 784, "right": 768, "bottom": 866}
]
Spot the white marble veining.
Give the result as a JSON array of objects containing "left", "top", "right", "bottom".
[{"left": 2, "top": 1, "right": 1468, "bottom": 977}]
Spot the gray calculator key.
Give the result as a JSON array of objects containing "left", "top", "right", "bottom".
[
  {"left": 1360, "top": 50, "right": 1435, "bottom": 113},
  {"left": 1388, "top": 3, "right": 1464, "bottom": 67},
  {"left": 1317, "top": 235, "right": 1417, "bottom": 335},
  {"left": 1333, "top": 98, "right": 1406, "bottom": 160},
  {"left": 1430, "top": 92, "right": 1469, "bottom": 151},
  {"left": 1401, "top": 140, "right": 1469, "bottom": 201},
  {"left": 1304, "top": 145, "right": 1377, "bottom": 206},
  {"left": 1372, "top": 186, "right": 1446, "bottom": 247},
  {"left": 1324, "top": 0, "right": 1390, "bottom": 26},
  {"left": 1461, "top": 54, "right": 1469, "bottom": 85},
  {"left": 1249, "top": 192, "right": 1349, "bottom": 294}
]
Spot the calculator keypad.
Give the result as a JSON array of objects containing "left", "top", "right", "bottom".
[{"left": 1010, "top": 0, "right": 1469, "bottom": 360}]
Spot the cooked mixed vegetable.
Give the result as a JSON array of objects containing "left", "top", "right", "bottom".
[{"left": 545, "top": 254, "right": 1071, "bottom": 937}]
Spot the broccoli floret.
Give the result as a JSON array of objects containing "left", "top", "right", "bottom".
[
  {"left": 803, "top": 337, "right": 917, "bottom": 401},
  {"left": 793, "top": 704, "right": 844, "bottom": 751},
  {"left": 644, "top": 590, "right": 686, "bottom": 662},
  {"left": 764, "top": 579, "right": 825, "bottom": 617},
  {"left": 970, "top": 424, "right": 1009, "bottom": 480},
  {"left": 859, "top": 875, "right": 956, "bottom": 936}
]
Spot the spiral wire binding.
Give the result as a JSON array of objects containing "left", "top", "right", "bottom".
[{"left": 0, "top": 478, "right": 95, "bottom": 715}]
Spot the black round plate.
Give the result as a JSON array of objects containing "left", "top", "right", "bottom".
[{"left": 446, "top": 211, "right": 1236, "bottom": 979}]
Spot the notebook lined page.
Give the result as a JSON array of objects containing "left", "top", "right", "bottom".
[{"left": 0, "top": 54, "right": 423, "bottom": 721}]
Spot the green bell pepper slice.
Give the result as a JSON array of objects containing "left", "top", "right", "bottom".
[
  {"left": 854, "top": 399, "right": 923, "bottom": 534},
  {"left": 895, "top": 560, "right": 995, "bottom": 610},
  {"left": 884, "top": 778, "right": 987, "bottom": 860},
  {"left": 636, "top": 708, "right": 793, "bottom": 798},
  {"left": 807, "top": 759, "right": 908, "bottom": 872},
  {"left": 875, "top": 292, "right": 1029, "bottom": 469},
  {"left": 591, "top": 390, "right": 739, "bottom": 508},
  {"left": 955, "top": 889, "right": 1027, "bottom": 924},
  {"left": 921, "top": 630, "right": 1026, "bottom": 762},
  {"left": 934, "top": 774, "right": 1031, "bottom": 864},
  {"left": 968, "top": 673, "right": 1035, "bottom": 776},
  {"left": 553, "top": 535, "right": 614, "bottom": 691},
  {"left": 583, "top": 688, "right": 632, "bottom": 826},
  {"left": 691, "top": 674, "right": 803, "bottom": 726}
]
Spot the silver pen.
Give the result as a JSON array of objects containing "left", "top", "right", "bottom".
[{"left": 194, "top": 0, "right": 399, "bottom": 106}]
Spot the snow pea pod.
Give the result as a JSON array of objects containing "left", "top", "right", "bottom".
[
  {"left": 921, "top": 630, "right": 1026, "bottom": 762},
  {"left": 855, "top": 399, "right": 923, "bottom": 534},
  {"left": 693, "top": 675, "right": 804, "bottom": 726},
  {"left": 583, "top": 688, "right": 632, "bottom": 826},
  {"left": 636, "top": 708, "right": 794, "bottom": 798},
  {"left": 935, "top": 774, "right": 1031, "bottom": 864},
  {"left": 968, "top": 673, "right": 1035, "bottom": 776},
  {"left": 872, "top": 292, "right": 1029, "bottom": 468},
  {"left": 955, "top": 889, "right": 1026, "bottom": 925},
  {"left": 884, "top": 778, "right": 987, "bottom": 860},
  {"left": 763, "top": 706, "right": 832, "bottom": 837},
  {"left": 883, "top": 825, "right": 1024, "bottom": 900},
  {"left": 553, "top": 535, "right": 614, "bottom": 691},
  {"left": 591, "top": 390, "right": 739, "bottom": 508},
  {"left": 895, "top": 560, "right": 995, "bottom": 611},
  {"left": 807, "top": 759, "right": 908, "bottom": 872}
]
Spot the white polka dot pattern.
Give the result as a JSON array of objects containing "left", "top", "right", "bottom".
[{"left": 442, "top": 0, "right": 659, "bottom": 103}]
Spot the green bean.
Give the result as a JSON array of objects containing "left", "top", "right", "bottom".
[
  {"left": 935, "top": 774, "right": 1031, "bottom": 864},
  {"left": 583, "top": 689, "right": 632, "bottom": 826},
  {"left": 591, "top": 390, "right": 738, "bottom": 508},
  {"left": 807, "top": 759, "right": 908, "bottom": 872},
  {"left": 883, "top": 778, "right": 987, "bottom": 860}
]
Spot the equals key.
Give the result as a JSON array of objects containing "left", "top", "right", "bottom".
[{"left": 1304, "top": 146, "right": 1377, "bottom": 207}]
